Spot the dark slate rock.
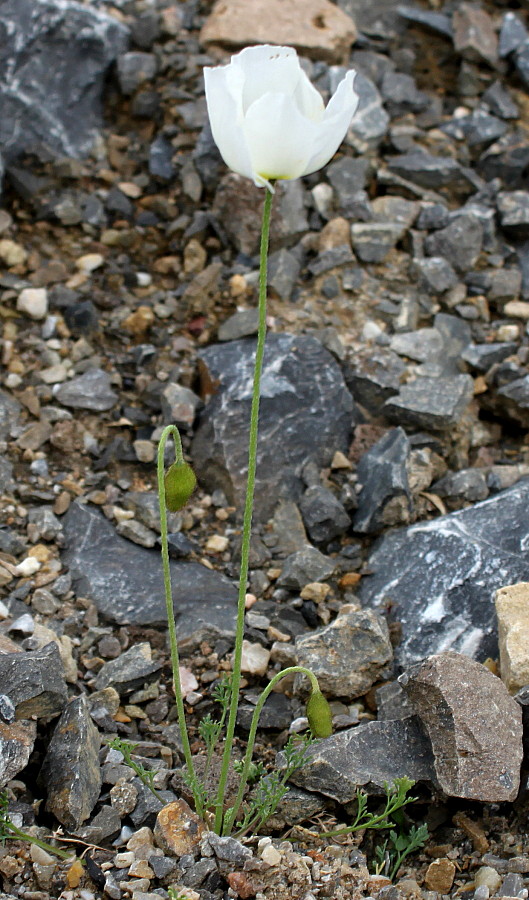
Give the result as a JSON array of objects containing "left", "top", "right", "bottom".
[
  {"left": 116, "top": 51, "right": 157, "bottom": 95},
  {"left": 462, "top": 342, "right": 518, "bottom": 373},
  {"left": 237, "top": 691, "right": 292, "bottom": 731},
  {"left": 192, "top": 334, "right": 357, "bottom": 521},
  {"left": 400, "top": 652, "right": 523, "bottom": 801},
  {"left": 424, "top": 214, "right": 483, "bottom": 272},
  {"left": 384, "top": 375, "right": 474, "bottom": 431},
  {"left": 496, "top": 375, "right": 529, "bottom": 426},
  {"left": 375, "top": 680, "right": 414, "bottom": 721},
  {"left": 61, "top": 502, "right": 237, "bottom": 646},
  {"left": 93, "top": 643, "right": 161, "bottom": 695},
  {"left": 268, "top": 248, "right": 301, "bottom": 301},
  {"left": 55, "top": 368, "right": 118, "bottom": 411},
  {"left": 0, "top": 0, "right": 128, "bottom": 163},
  {"left": 359, "top": 479, "right": 529, "bottom": 666},
  {"left": 498, "top": 12, "right": 528, "bottom": 58},
  {"left": 397, "top": 6, "right": 453, "bottom": 38},
  {"left": 62, "top": 300, "right": 99, "bottom": 336},
  {"left": 353, "top": 427, "right": 411, "bottom": 534},
  {"left": 517, "top": 241, "right": 529, "bottom": 300},
  {"left": 217, "top": 309, "right": 259, "bottom": 342},
  {"left": 390, "top": 328, "right": 443, "bottom": 363},
  {"left": 266, "top": 786, "right": 326, "bottom": 829},
  {"left": 0, "top": 389, "right": 22, "bottom": 441},
  {"left": 432, "top": 468, "right": 489, "bottom": 504},
  {"left": 285, "top": 717, "right": 436, "bottom": 801},
  {"left": 0, "top": 720, "right": 36, "bottom": 789},
  {"left": 416, "top": 203, "right": 450, "bottom": 230},
  {"left": 0, "top": 642, "right": 68, "bottom": 720},
  {"left": 478, "top": 132, "right": 529, "bottom": 188},
  {"left": 299, "top": 485, "right": 351, "bottom": 545},
  {"left": 380, "top": 71, "right": 429, "bottom": 114},
  {"left": 41, "top": 695, "right": 102, "bottom": 830},
  {"left": 327, "top": 156, "right": 370, "bottom": 213},
  {"left": 294, "top": 608, "right": 393, "bottom": 701},
  {"left": 441, "top": 110, "right": 507, "bottom": 149},
  {"left": 497, "top": 190, "right": 529, "bottom": 237},
  {"left": 387, "top": 151, "right": 480, "bottom": 195},
  {"left": 276, "top": 546, "right": 335, "bottom": 589},
  {"left": 345, "top": 72, "right": 389, "bottom": 147},
  {"left": 351, "top": 222, "right": 406, "bottom": 262},
  {"left": 514, "top": 42, "right": 529, "bottom": 89},
  {"left": 308, "top": 246, "right": 355, "bottom": 276},
  {"left": 344, "top": 347, "right": 405, "bottom": 413},
  {"left": 482, "top": 81, "right": 519, "bottom": 120},
  {"left": 149, "top": 135, "right": 175, "bottom": 182}
]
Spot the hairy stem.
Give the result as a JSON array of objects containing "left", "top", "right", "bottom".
[{"left": 214, "top": 185, "right": 275, "bottom": 834}]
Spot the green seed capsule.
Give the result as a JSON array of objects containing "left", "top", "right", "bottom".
[
  {"left": 164, "top": 462, "right": 197, "bottom": 512},
  {"left": 306, "top": 689, "right": 333, "bottom": 738}
]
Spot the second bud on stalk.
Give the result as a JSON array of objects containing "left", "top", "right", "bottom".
[{"left": 164, "top": 461, "right": 197, "bottom": 512}]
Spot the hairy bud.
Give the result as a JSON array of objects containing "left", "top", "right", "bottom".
[
  {"left": 306, "top": 688, "right": 333, "bottom": 739},
  {"left": 164, "top": 461, "right": 197, "bottom": 512}
]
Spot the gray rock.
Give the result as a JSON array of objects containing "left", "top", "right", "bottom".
[
  {"left": 268, "top": 248, "right": 301, "bottom": 301},
  {"left": 276, "top": 546, "right": 335, "bottom": 589},
  {"left": 400, "top": 652, "right": 523, "bottom": 801},
  {"left": 55, "top": 368, "right": 118, "bottom": 411},
  {"left": 424, "top": 214, "right": 483, "bottom": 273},
  {"left": 380, "top": 71, "right": 429, "bottom": 114},
  {"left": 496, "top": 375, "right": 529, "bottom": 427},
  {"left": 218, "top": 309, "right": 259, "bottom": 342},
  {"left": 390, "top": 329, "right": 444, "bottom": 363},
  {"left": 93, "top": 643, "right": 161, "bottom": 694},
  {"left": 478, "top": 132, "right": 529, "bottom": 188},
  {"left": 286, "top": 717, "right": 436, "bottom": 802},
  {"left": 397, "top": 6, "right": 453, "bottom": 38},
  {"left": 265, "top": 785, "right": 326, "bottom": 829},
  {"left": 432, "top": 468, "right": 489, "bottom": 504},
  {"left": 351, "top": 222, "right": 407, "bottom": 262},
  {"left": 0, "top": 0, "right": 128, "bottom": 163},
  {"left": 192, "top": 334, "right": 357, "bottom": 521},
  {"left": 499, "top": 12, "right": 528, "bottom": 57},
  {"left": 270, "top": 500, "right": 308, "bottom": 558},
  {"left": 383, "top": 374, "right": 474, "bottom": 431},
  {"left": 327, "top": 156, "right": 370, "bottom": 213},
  {"left": 294, "top": 608, "right": 393, "bottom": 701},
  {"left": 0, "top": 642, "right": 68, "bottom": 720},
  {"left": 497, "top": 191, "right": 529, "bottom": 236},
  {"left": 61, "top": 502, "right": 238, "bottom": 646},
  {"left": 41, "top": 695, "right": 102, "bottom": 829},
  {"left": 0, "top": 720, "right": 37, "bottom": 788},
  {"left": 353, "top": 427, "right": 411, "bottom": 534},
  {"left": 202, "top": 833, "right": 252, "bottom": 866},
  {"left": 442, "top": 110, "right": 507, "bottom": 149},
  {"left": 375, "top": 681, "right": 414, "bottom": 721},
  {"left": 0, "top": 389, "right": 22, "bottom": 441},
  {"left": 160, "top": 383, "right": 201, "bottom": 428},
  {"left": 116, "top": 518, "right": 157, "bottom": 548},
  {"left": 462, "top": 342, "right": 518, "bottom": 373},
  {"left": 514, "top": 42, "right": 529, "bottom": 90},
  {"left": 482, "top": 81, "right": 519, "bottom": 120},
  {"left": 388, "top": 151, "right": 480, "bottom": 195},
  {"left": 27, "top": 507, "right": 62, "bottom": 542},
  {"left": 453, "top": 2, "right": 498, "bottom": 66},
  {"left": 308, "top": 245, "right": 355, "bottom": 276},
  {"left": 344, "top": 347, "right": 405, "bottom": 413},
  {"left": 345, "top": 72, "right": 390, "bottom": 148},
  {"left": 116, "top": 51, "right": 157, "bottom": 95},
  {"left": 122, "top": 491, "right": 180, "bottom": 534},
  {"left": 359, "top": 479, "right": 529, "bottom": 666},
  {"left": 299, "top": 485, "right": 351, "bottom": 545},
  {"left": 149, "top": 135, "right": 175, "bottom": 182}
]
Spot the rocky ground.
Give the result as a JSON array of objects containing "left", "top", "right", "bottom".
[{"left": 2, "top": 0, "right": 529, "bottom": 898}]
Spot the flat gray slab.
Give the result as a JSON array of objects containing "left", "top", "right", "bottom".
[
  {"left": 359, "top": 479, "right": 529, "bottom": 666},
  {"left": 61, "top": 502, "right": 237, "bottom": 649}
]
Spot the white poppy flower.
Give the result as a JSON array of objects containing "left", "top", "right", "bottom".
[{"left": 204, "top": 44, "right": 358, "bottom": 190}]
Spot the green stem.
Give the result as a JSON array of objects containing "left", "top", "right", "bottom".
[
  {"left": 157, "top": 425, "right": 200, "bottom": 813},
  {"left": 223, "top": 665, "right": 319, "bottom": 835},
  {"left": 214, "top": 185, "right": 275, "bottom": 835},
  {"left": 3, "top": 823, "right": 76, "bottom": 861}
]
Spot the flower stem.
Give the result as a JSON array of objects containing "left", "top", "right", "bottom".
[
  {"left": 157, "top": 425, "right": 200, "bottom": 814},
  {"left": 223, "top": 665, "right": 319, "bottom": 835},
  {"left": 214, "top": 185, "right": 274, "bottom": 834}
]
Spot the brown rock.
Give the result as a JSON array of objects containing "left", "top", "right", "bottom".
[
  {"left": 495, "top": 583, "right": 529, "bottom": 693},
  {"left": 122, "top": 305, "right": 155, "bottom": 336},
  {"left": 154, "top": 799, "right": 205, "bottom": 857},
  {"left": 227, "top": 871, "right": 257, "bottom": 899},
  {"left": 425, "top": 858, "right": 456, "bottom": 893},
  {"left": 453, "top": 3, "right": 498, "bottom": 66},
  {"left": 200, "top": 0, "right": 357, "bottom": 64},
  {"left": 400, "top": 652, "right": 523, "bottom": 801}
]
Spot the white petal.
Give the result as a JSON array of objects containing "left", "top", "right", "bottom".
[
  {"left": 293, "top": 69, "right": 325, "bottom": 121},
  {"left": 302, "top": 70, "right": 359, "bottom": 176},
  {"left": 243, "top": 92, "right": 319, "bottom": 183},
  {"left": 204, "top": 64, "right": 254, "bottom": 181}
]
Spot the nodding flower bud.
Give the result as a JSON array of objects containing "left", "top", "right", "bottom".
[
  {"left": 306, "top": 688, "right": 333, "bottom": 739},
  {"left": 164, "top": 461, "right": 197, "bottom": 512}
]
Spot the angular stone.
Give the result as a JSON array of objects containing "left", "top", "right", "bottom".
[
  {"left": 345, "top": 73, "right": 389, "bottom": 147},
  {"left": 390, "top": 329, "right": 444, "bottom": 363},
  {"left": 286, "top": 717, "right": 436, "bottom": 801},
  {"left": 499, "top": 12, "right": 528, "bottom": 57},
  {"left": 267, "top": 249, "right": 301, "bottom": 302},
  {"left": 495, "top": 583, "right": 529, "bottom": 693},
  {"left": 93, "top": 643, "right": 161, "bottom": 695},
  {"left": 192, "top": 334, "right": 357, "bottom": 521},
  {"left": 482, "top": 81, "right": 519, "bottom": 120},
  {"left": 425, "top": 859, "right": 456, "bottom": 893},
  {"left": 55, "top": 368, "right": 118, "bottom": 411},
  {"left": 353, "top": 427, "right": 411, "bottom": 534},
  {"left": 351, "top": 222, "right": 406, "bottom": 263},
  {"left": 388, "top": 151, "right": 479, "bottom": 195},
  {"left": 218, "top": 309, "right": 259, "bottom": 342},
  {"left": 154, "top": 799, "right": 205, "bottom": 857},
  {"left": 496, "top": 375, "right": 529, "bottom": 427},
  {"left": 294, "top": 608, "right": 392, "bottom": 700},
  {"left": 359, "top": 480, "right": 529, "bottom": 666},
  {"left": 62, "top": 502, "right": 238, "bottom": 646},
  {"left": 160, "top": 383, "right": 201, "bottom": 428},
  {"left": 344, "top": 347, "right": 405, "bottom": 413},
  {"left": 41, "top": 695, "right": 102, "bottom": 829},
  {"left": 383, "top": 375, "right": 474, "bottom": 431},
  {"left": 0, "top": 0, "right": 128, "bottom": 164},
  {"left": 299, "top": 485, "right": 351, "bottom": 544},
  {"left": 276, "top": 546, "right": 335, "bottom": 590},
  {"left": 0, "top": 642, "right": 68, "bottom": 720},
  {"left": 200, "top": 0, "right": 357, "bottom": 64},
  {"left": 497, "top": 191, "right": 529, "bottom": 236},
  {"left": 116, "top": 52, "right": 157, "bottom": 96},
  {"left": 397, "top": 6, "right": 453, "bottom": 38},
  {"left": 432, "top": 468, "right": 489, "bottom": 505},
  {"left": 424, "top": 214, "right": 483, "bottom": 273},
  {"left": 0, "top": 390, "right": 22, "bottom": 441},
  {"left": 453, "top": 3, "right": 498, "bottom": 66},
  {"left": 462, "top": 342, "right": 518, "bottom": 373},
  {"left": 327, "top": 156, "right": 370, "bottom": 213},
  {"left": 400, "top": 652, "right": 523, "bottom": 801},
  {"left": 0, "top": 720, "right": 37, "bottom": 788}
]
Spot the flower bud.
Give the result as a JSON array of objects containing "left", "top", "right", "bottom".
[
  {"left": 164, "top": 461, "right": 197, "bottom": 512},
  {"left": 306, "top": 689, "right": 333, "bottom": 739}
]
